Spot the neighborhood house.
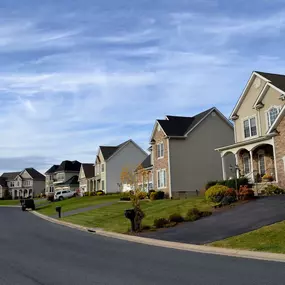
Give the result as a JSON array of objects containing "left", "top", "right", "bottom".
[
  {"left": 0, "top": 168, "right": 45, "bottom": 199},
  {"left": 136, "top": 107, "right": 235, "bottom": 198},
  {"left": 217, "top": 71, "right": 285, "bottom": 193}
]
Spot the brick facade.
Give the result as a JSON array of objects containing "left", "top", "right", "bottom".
[
  {"left": 152, "top": 126, "right": 170, "bottom": 196},
  {"left": 275, "top": 116, "right": 285, "bottom": 189}
]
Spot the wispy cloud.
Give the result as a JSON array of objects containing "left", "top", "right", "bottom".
[{"left": 0, "top": 0, "right": 285, "bottom": 172}]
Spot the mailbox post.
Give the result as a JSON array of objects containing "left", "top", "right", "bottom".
[{"left": 56, "top": 206, "right": 62, "bottom": 218}]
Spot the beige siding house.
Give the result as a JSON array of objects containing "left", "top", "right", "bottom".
[
  {"left": 78, "top": 163, "right": 95, "bottom": 194},
  {"left": 1, "top": 168, "right": 45, "bottom": 199},
  {"left": 137, "top": 107, "right": 234, "bottom": 198},
  {"left": 216, "top": 71, "right": 285, "bottom": 192},
  {"left": 94, "top": 140, "right": 147, "bottom": 193}
]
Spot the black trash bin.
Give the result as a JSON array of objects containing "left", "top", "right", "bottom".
[
  {"left": 124, "top": 209, "right": 136, "bottom": 232},
  {"left": 21, "top": 199, "right": 35, "bottom": 211}
]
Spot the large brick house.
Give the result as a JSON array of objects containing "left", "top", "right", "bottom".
[
  {"left": 136, "top": 107, "right": 235, "bottom": 198},
  {"left": 216, "top": 71, "right": 285, "bottom": 192}
]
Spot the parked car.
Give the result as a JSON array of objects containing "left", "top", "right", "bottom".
[{"left": 54, "top": 190, "right": 75, "bottom": 201}]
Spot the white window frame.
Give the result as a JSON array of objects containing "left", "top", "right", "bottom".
[
  {"left": 242, "top": 153, "right": 251, "bottom": 174},
  {"left": 242, "top": 116, "right": 258, "bottom": 140},
  {"left": 257, "top": 150, "right": 266, "bottom": 176},
  {"left": 101, "top": 164, "right": 104, "bottom": 173},
  {"left": 265, "top": 105, "right": 281, "bottom": 130},
  {"left": 157, "top": 142, "right": 164, "bottom": 159},
  {"left": 157, "top": 169, "right": 167, "bottom": 189},
  {"left": 102, "top": 180, "right": 105, "bottom": 191}
]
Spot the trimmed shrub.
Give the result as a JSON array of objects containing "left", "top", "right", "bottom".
[
  {"left": 120, "top": 192, "right": 131, "bottom": 201},
  {"left": 137, "top": 191, "right": 147, "bottom": 200},
  {"left": 220, "top": 196, "right": 236, "bottom": 206},
  {"left": 205, "top": 177, "right": 249, "bottom": 190},
  {"left": 150, "top": 191, "right": 165, "bottom": 201},
  {"left": 200, "top": 211, "right": 212, "bottom": 218},
  {"left": 186, "top": 208, "right": 202, "bottom": 221},
  {"left": 153, "top": 218, "right": 169, "bottom": 228},
  {"left": 238, "top": 186, "right": 255, "bottom": 200},
  {"left": 264, "top": 185, "right": 285, "bottom": 196},
  {"left": 47, "top": 194, "right": 54, "bottom": 202},
  {"left": 157, "top": 191, "right": 165, "bottom": 200},
  {"left": 169, "top": 213, "right": 184, "bottom": 223},
  {"left": 96, "top": 190, "right": 105, "bottom": 196},
  {"left": 205, "top": 185, "right": 228, "bottom": 203}
]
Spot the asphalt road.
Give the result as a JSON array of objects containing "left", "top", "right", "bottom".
[{"left": 1, "top": 208, "right": 285, "bottom": 285}]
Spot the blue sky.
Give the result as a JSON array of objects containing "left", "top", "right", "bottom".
[{"left": 1, "top": 0, "right": 285, "bottom": 173}]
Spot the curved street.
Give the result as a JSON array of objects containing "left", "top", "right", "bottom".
[{"left": 0, "top": 207, "right": 285, "bottom": 285}]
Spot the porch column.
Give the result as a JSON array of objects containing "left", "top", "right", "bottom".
[
  {"left": 249, "top": 150, "right": 254, "bottom": 182},
  {"left": 221, "top": 155, "right": 227, "bottom": 180},
  {"left": 235, "top": 153, "right": 240, "bottom": 178}
]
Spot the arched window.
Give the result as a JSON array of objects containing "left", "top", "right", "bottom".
[{"left": 266, "top": 106, "right": 281, "bottom": 128}]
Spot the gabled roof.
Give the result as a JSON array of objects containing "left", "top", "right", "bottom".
[
  {"left": 151, "top": 107, "right": 232, "bottom": 140},
  {"left": 136, "top": 154, "right": 152, "bottom": 171},
  {"left": 0, "top": 177, "right": 7, "bottom": 187},
  {"left": 157, "top": 108, "right": 214, "bottom": 137},
  {"left": 45, "top": 165, "right": 59, "bottom": 174},
  {"left": 23, "top": 168, "right": 45, "bottom": 180},
  {"left": 255, "top": 71, "right": 285, "bottom": 93},
  {"left": 56, "top": 160, "right": 81, "bottom": 172},
  {"left": 56, "top": 175, "right": 79, "bottom": 186},
  {"left": 1, "top": 172, "right": 21, "bottom": 180},
  {"left": 81, "top": 163, "right": 94, "bottom": 178},
  {"left": 99, "top": 140, "right": 131, "bottom": 160},
  {"left": 230, "top": 71, "right": 285, "bottom": 119}
]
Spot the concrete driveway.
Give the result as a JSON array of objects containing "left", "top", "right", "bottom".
[
  {"left": 1, "top": 207, "right": 285, "bottom": 285},
  {"left": 143, "top": 196, "right": 285, "bottom": 244}
]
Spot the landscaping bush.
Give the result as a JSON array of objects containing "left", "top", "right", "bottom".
[
  {"left": 3, "top": 189, "right": 12, "bottom": 200},
  {"left": 238, "top": 186, "right": 255, "bottom": 200},
  {"left": 137, "top": 191, "right": 147, "bottom": 200},
  {"left": 47, "top": 194, "right": 54, "bottom": 202},
  {"left": 264, "top": 185, "right": 285, "bottom": 196},
  {"left": 220, "top": 196, "right": 236, "bottom": 206},
  {"left": 169, "top": 213, "right": 184, "bottom": 223},
  {"left": 205, "top": 178, "right": 249, "bottom": 190},
  {"left": 120, "top": 192, "right": 131, "bottom": 201},
  {"left": 153, "top": 218, "right": 169, "bottom": 228},
  {"left": 200, "top": 211, "right": 212, "bottom": 218},
  {"left": 96, "top": 190, "right": 105, "bottom": 196},
  {"left": 186, "top": 207, "right": 202, "bottom": 221},
  {"left": 150, "top": 191, "right": 165, "bottom": 201},
  {"left": 205, "top": 185, "right": 228, "bottom": 203}
]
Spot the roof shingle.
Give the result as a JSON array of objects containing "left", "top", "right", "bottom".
[
  {"left": 157, "top": 107, "right": 215, "bottom": 137},
  {"left": 82, "top": 163, "right": 94, "bottom": 178},
  {"left": 100, "top": 140, "right": 130, "bottom": 160},
  {"left": 255, "top": 71, "right": 285, "bottom": 93}
]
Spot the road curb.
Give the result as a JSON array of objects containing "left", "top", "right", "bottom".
[
  {"left": 0, "top": 205, "right": 20, "bottom": 207},
  {"left": 31, "top": 210, "right": 285, "bottom": 263}
]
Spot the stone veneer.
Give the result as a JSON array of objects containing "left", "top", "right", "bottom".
[
  {"left": 152, "top": 126, "right": 170, "bottom": 196},
  {"left": 275, "top": 116, "right": 285, "bottom": 189}
]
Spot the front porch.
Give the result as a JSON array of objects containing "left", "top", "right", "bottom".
[{"left": 217, "top": 136, "right": 278, "bottom": 188}]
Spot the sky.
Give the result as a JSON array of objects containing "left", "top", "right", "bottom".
[{"left": 1, "top": 0, "right": 285, "bottom": 173}]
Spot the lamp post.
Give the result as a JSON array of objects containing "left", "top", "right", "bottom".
[{"left": 229, "top": 164, "right": 240, "bottom": 191}]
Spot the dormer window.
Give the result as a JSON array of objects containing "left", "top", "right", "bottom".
[
  {"left": 266, "top": 106, "right": 281, "bottom": 128},
  {"left": 243, "top": 117, "right": 257, "bottom": 138}
]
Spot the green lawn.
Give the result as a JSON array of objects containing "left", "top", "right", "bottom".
[
  {"left": 63, "top": 196, "right": 211, "bottom": 233},
  {"left": 37, "top": 194, "right": 121, "bottom": 216},
  {"left": 210, "top": 221, "right": 285, "bottom": 254},
  {"left": 0, "top": 200, "right": 21, "bottom": 206}
]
